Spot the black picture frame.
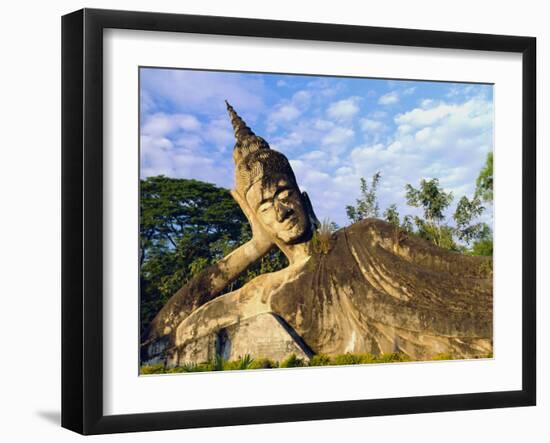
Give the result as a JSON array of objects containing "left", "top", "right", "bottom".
[{"left": 61, "top": 8, "right": 536, "bottom": 435}]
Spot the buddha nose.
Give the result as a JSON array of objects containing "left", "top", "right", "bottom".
[{"left": 275, "top": 199, "right": 293, "bottom": 222}]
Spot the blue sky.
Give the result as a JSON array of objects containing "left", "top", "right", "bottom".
[{"left": 140, "top": 68, "right": 493, "bottom": 228}]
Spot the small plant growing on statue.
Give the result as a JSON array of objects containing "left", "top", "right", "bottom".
[{"left": 311, "top": 218, "right": 338, "bottom": 255}]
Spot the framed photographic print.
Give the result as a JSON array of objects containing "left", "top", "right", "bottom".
[{"left": 61, "top": 8, "right": 536, "bottom": 435}]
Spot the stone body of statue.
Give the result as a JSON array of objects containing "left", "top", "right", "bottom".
[{"left": 141, "top": 102, "right": 493, "bottom": 367}]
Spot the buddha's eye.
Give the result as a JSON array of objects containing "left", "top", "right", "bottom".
[
  {"left": 258, "top": 203, "right": 272, "bottom": 213},
  {"left": 278, "top": 189, "right": 293, "bottom": 201}
]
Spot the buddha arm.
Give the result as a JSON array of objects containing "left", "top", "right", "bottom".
[{"left": 143, "top": 238, "right": 273, "bottom": 345}]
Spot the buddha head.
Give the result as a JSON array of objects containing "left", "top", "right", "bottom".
[{"left": 226, "top": 101, "right": 318, "bottom": 245}]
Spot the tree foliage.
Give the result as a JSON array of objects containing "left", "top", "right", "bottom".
[
  {"left": 400, "top": 166, "right": 493, "bottom": 255},
  {"left": 411, "top": 217, "right": 459, "bottom": 251},
  {"left": 401, "top": 215, "right": 414, "bottom": 234},
  {"left": 404, "top": 178, "right": 455, "bottom": 249},
  {"left": 453, "top": 195, "right": 486, "bottom": 245},
  {"left": 475, "top": 152, "right": 493, "bottom": 202},
  {"left": 383, "top": 204, "right": 400, "bottom": 227},
  {"left": 345, "top": 164, "right": 493, "bottom": 256},
  {"left": 470, "top": 224, "right": 493, "bottom": 256},
  {"left": 346, "top": 172, "right": 381, "bottom": 223},
  {"left": 405, "top": 178, "right": 453, "bottom": 224}
]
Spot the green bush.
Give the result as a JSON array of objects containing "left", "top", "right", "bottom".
[
  {"left": 140, "top": 351, "right": 426, "bottom": 375},
  {"left": 331, "top": 353, "right": 365, "bottom": 365},
  {"left": 166, "top": 366, "right": 188, "bottom": 373},
  {"left": 225, "top": 354, "right": 255, "bottom": 370},
  {"left": 280, "top": 354, "right": 304, "bottom": 368},
  {"left": 237, "top": 354, "right": 254, "bottom": 370},
  {"left": 431, "top": 352, "right": 455, "bottom": 361},
  {"left": 169, "top": 362, "right": 213, "bottom": 372},
  {"left": 309, "top": 354, "right": 332, "bottom": 366},
  {"left": 373, "top": 352, "right": 411, "bottom": 363},
  {"left": 139, "top": 363, "right": 165, "bottom": 374},
  {"left": 249, "top": 358, "right": 278, "bottom": 369},
  {"left": 473, "top": 352, "right": 493, "bottom": 359},
  {"left": 356, "top": 353, "right": 377, "bottom": 364}
]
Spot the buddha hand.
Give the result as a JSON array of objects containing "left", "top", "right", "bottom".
[{"left": 230, "top": 189, "right": 274, "bottom": 255}]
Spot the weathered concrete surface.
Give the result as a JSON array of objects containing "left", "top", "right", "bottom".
[
  {"left": 143, "top": 219, "right": 492, "bottom": 366},
  {"left": 166, "top": 313, "right": 311, "bottom": 366},
  {"left": 269, "top": 219, "right": 493, "bottom": 360}
]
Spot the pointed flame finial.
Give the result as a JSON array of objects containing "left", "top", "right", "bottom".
[{"left": 225, "top": 100, "right": 255, "bottom": 142}]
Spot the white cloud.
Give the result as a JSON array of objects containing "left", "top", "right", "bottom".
[
  {"left": 140, "top": 110, "right": 235, "bottom": 186},
  {"left": 301, "top": 150, "right": 326, "bottom": 161},
  {"left": 267, "top": 91, "right": 312, "bottom": 132},
  {"left": 141, "top": 69, "right": 266, "bottom": 115},
  {"left": 306, "top": 95, "right": 495, "bottom": 225},
  {"left": 271, "top": 116, "right": 354, "bottom": 159},
  {"left": 320, "top": 88, "right": 339, "bottom": 97},
  {"left": 292, "top": 90, "right": 311, "bottom": 106},
  {"left": 140, "top": 134, "right": 175, "bottom": 176},
  {"left": 395, "top": 102, "right": 455, "bottom": 127},
  {"left": 141, "top": 135, "right": 232, "bottom": 188},
  {"left": 267, "top": 105, "right": 301, "bottom": 133},
  {"left": 446, "top": 84, "right": 480, "bottom": 99},
  {"left": 336, "top": 166, "right": 353, "bottom": 176},
  {"left": 378, "top": 91, "right": 399, "bottom": 105},
  {"left": 387, "top": 141, "right": 403, "bottom": 153},
  {"left": 360, "top": 118, "right": 386, "bottom": 132},
  {"left": 370, "top": 111, "right": 387, "bottom": 119},
  {"left": 142, "top": 113, "right": 201, "bottom": 137},
  {"left": 272, "top": 104, "right": 301, "bottom": 122},
  {"left": 306, "top": 78, "right": 343, "bottom": 97},
  {"left": 262, "top": 97, "right": 488, "bottom": 227},
  {"left": 141, "top": 134, "right": 173, "bottom": 152},
  {"left": 420, "top": 99, "right": 435, "bottom": 109},
  {"left": 140, "top": 90, "right": 155, "bottom": 114},
  {"left": 271, "top": 131, "right": 305, "bottom": 150},
  {"left": 313, "top": 119, "right": 335, "bottom": 131},
  {"left": 204, "top": 118, "right": 234, "bottom": 151},
  {"left": 437, "top": 166, "right": 470, "bottom": 188},
  {"left": 173, "top": 134, "right": 202, "bottom": 151},
  {"left": 327, "top": 97, "right": 360, "bottom": 120},
  {"left": 350, "top": 143, "right": 397, "bottom": 165},
  {"left": 397, "top": 124, "right": 413, "bottom": 134},
  {"left": 415, "top": 127, "right": 432, "bottom": 142},
  {"left": 321, "top": 127, "right": 354, "bottom": 148},
  {"left": 302, "top": 169, "right": 332, "bottom": 185},
  {"left": 394, "top": 99, "right": 494, "bottom": 164}
]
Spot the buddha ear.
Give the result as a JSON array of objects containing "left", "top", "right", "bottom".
[{"left": 301, "top": 191, "right": 320, "bottom": 231}]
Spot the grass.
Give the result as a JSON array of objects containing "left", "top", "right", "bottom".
[
  {"left": 431, "top": 352, "right": 455, "bottom": 361},
  {"left": 311, "top": 219, "right": 334, "bottom": 255},
  {"left": 140, "top": 350, "right": 494, "bottom": 375}
]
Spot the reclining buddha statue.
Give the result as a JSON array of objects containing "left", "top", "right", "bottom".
[{"left": 141, "top": 101, "right": 493, "bottom": 367}]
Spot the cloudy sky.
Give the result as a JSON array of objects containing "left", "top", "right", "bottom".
[{"left": 140, "top": 67, "right": 493, "bottom": 228}]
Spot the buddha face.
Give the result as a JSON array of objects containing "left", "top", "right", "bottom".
[{"left": 246, "top": 174, "right": 310, "bottom": 244}]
